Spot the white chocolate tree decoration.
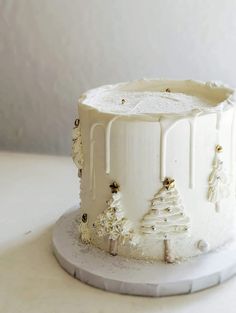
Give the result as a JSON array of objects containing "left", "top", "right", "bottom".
[
  {"left": 140, "top": 178, "right": 191, "bottom": 263},
  {"left": 94, "top": 182, "right": 134, "bottom": 256},
  {"left": 208, "top": 145, "right": 229, "bottom": 212},
  {"left": 72, "top": 119, "right": 84, "bottom": 177},
  {"left": 78, "top": 213, "right": 91, "bottom": 244}
]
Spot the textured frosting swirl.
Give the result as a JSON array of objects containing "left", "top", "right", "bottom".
[{"left": 79, "top": 79, "right": 235, "bottom": 117}]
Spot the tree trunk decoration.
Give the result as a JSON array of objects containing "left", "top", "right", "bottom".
[
  {"left": 140, "top": 177, "right": 191, "bottom": 263},
  {"left": 78, "top": 213, "right": 91, "bottom": 244},
  {"left": 109, "top": 239, "right": 118, "bottom": 256},
  {"left": 164, "top": 239, "right": 172, "bottom": 263}
]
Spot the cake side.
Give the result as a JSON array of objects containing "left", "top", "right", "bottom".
[{"left": 73, "top": 79, "right": 236, "bottom": 262}]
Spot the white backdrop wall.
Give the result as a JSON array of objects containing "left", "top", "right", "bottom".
[{"left": 1, "top": 0, "right": 236, "bottom": 155}]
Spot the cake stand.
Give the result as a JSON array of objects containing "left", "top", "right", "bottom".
[{"left": 52, "top": 207, "right": 236, "bottom": 297}]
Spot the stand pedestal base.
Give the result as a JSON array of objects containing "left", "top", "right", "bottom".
[{"left": 52, "top": 208, "right": 236, "bottom": 297}]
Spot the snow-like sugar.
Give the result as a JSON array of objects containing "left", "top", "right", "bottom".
[{"left": 85, "top": 91, "right": 216, "bottom": 114}]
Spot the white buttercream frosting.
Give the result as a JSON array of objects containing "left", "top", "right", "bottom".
[
  {"left": 79, "top": 79, "right": 235, "bottom": 116},
  {"left": 75, "top": 79, "right": 236, "bottom": 261}
]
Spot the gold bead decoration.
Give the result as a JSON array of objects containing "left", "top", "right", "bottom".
[
  {"left": 74, "top": 118, "right": 80, "bottom": 127},
  {"left": 163, "top": 177, "right": 175, "bottom": 190},
  {"left": 216, "top": 144, "right": 223, "bottom": 153},
  {"left": 82, "top": 213, "right": 87, "bottom": 223}
]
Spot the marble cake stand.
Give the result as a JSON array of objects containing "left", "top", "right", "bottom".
[{"left": 52, "top": 207, "right": 236, "bottom": 297}]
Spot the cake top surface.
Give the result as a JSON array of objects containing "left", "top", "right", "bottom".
[{"left": 79, "top": 79, "right": 235, "bottom": 117}]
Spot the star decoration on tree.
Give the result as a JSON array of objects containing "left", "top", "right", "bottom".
[
  {"left": 109, "top": 181, "right": 120, "bottom": 193},
  {"left": 215, "top": 144, "right": 223, "bottom": 153},
  {"left": 163, "top": 177, "right": 175, "bottom": 190}
]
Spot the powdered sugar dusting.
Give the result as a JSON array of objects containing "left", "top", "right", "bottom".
[
  {"left": 80, "top": 80, "right": 234, "bottom": 116},
  {"left": 85, "top": 91, "right": 216, "bottom": 114}
]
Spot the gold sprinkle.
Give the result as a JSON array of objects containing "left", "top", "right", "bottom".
[
  {"left": 121, "top": 99, "right": 126, "bottom": 104},
  {"left": 216, "top": 144, "right": 223, "bottom": 153},
  {"left": 165, "top": 88, "right": 171, "bottom": 93},
  {"left": 82, "top": 213, "right": 87, "bottom": 223},
  {"left": 74, "top": 119, "right": 80, "bottom": 127}
]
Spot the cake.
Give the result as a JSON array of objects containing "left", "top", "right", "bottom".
[{"left": 72, "top": 79, "right": 236, "bottom": 263}]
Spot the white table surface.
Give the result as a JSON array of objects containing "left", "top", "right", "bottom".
[{"left": 1, "top": 151, "right": 236, "bottom": 313}]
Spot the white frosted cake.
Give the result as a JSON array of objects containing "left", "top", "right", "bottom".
[{"left": 72, "top": 79, "right": 236, "bottom": 263}]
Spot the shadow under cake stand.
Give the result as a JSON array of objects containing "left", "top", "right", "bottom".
[{"left": 52, "top": 207, "right": 236, "bottom": 297}]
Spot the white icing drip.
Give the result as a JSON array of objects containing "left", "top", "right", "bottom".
[
  {"left": 159, "top": 118, "right": 180, "bottom": 181},
  {"left": 188, "top": 111, "right": 201, "bottom": 189},
  {"left": 105, "top": 117, "right": 120, "bottom": 174},
  {"left": 208, "top": 150, "right": 230, "bottom": 212},
  {"left": 92, "top": 164, "right": 96, "bottom": 200},
  {"left": 105, "top": 100, "right": 144, "bottom": 174},
  {"left": 140, "top": 184, "right": 191, "bottom": 240},
  {"left": 216, "top": 111, "right": 223, "bottom": 151},
  {"left": 189, "top": 120, "right": 195, "bottom": 189},
  {"left": 89, "top": 139, "right": 95, "bottom": 191},
  {"left": 89, "top": 123, "right": 105, "bottom": 197},
  {"left": 216, "top": 111, "right": 222, "bottom": 130}
]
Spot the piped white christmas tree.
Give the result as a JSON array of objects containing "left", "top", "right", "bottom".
[
  {"left": 94, "top": 182, "right": 136, "bottom": 256},
  {"left": 140, "top": 178, "right": 191, "bottom": 263},
  {"left": 208, "top": 145, "right": 229, "bottom": 212},
  {"left": 72, "top": 118, "right": 83, "bottom": 177}
]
